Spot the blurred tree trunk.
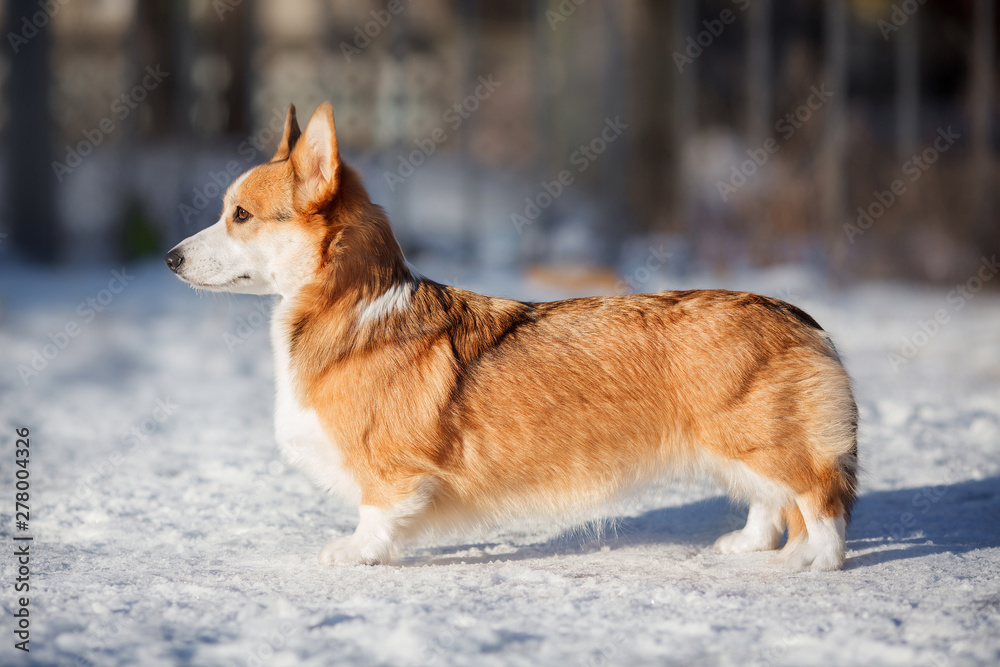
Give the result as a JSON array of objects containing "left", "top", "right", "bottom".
[
  {"left": 458, "top": 0, "right": 479, "bottom": 265},
  {"left": 529, "top": 0, "right": 551, "bottom": 265},
  {"left": 671, "top": 0, "right": 695, "bottom": 233},
  {"left": 170, "top": 0, "right": 193, "bottom": 138},
  {"left": 598, "top": 0, "right": 627, "bottom": 265},
  {"left": 746, "top": 0, "right": 772, "bottom": 143},
  {"left": 895, "top": 10, "right": 918, "bottom": 161},
  {"left": 822, "top": 0, "right": 847, "bottom": 263},
  {"left": 220, "top": 0, "right": 252, "bottom": 135},
  {"left": 135, "top": 0, "right": 182, "bottom": 137},
  {"left": 627, "top": 0, "right": 671, "bottom": 235},
  {"left": 970, "top": 0, "right": 995, "bottom": 252},
  {"left": 5, "top": 0, "right": 58, "bottom": 262}
]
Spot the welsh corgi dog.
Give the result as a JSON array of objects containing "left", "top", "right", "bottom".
[{"left": 165, "top": 103, "right": 858, "bottom": 571}]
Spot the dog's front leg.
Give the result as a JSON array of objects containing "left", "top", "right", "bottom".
[
  {"left": 319, "top": 481, "right": 433, "bottom": 566},
  {"left": 318, "top": 506, "right": 401, "bottom": 565}
]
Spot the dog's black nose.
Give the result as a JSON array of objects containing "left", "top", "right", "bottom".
[{"left": 164, "top": 249, "right": 184, "bottom": 272}]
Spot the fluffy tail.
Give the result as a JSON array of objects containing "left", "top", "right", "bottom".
[
  {"left": 838, "top": 404, "right": 860, "bottom": 522},
  {"left": 782, "top": 405, "right": 858, "bottom": 552}
]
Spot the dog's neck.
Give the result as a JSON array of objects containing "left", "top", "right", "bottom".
[
  {"left": 288, "top": 165, "right": 412, "bottom": 298},
  {"left": 279, "top": 165, "right": 416, "bottom": 374}
]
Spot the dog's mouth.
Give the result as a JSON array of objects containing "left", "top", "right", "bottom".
[{"left": 187, "top": 274, "right": 253, "bottom": 290}]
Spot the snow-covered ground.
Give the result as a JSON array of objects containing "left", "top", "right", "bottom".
[{"left": 0, "top": 257, "right": 998, "bottom": 666}]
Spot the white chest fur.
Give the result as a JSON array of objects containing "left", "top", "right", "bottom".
[{"left": 270, "top": 297, "right": 360, "bottom": 503}]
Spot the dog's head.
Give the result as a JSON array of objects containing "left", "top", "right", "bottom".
[{"left": 165, "top": 103, "right": 343, "bottom": 296}]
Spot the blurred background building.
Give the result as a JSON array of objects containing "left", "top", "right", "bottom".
[{"left": 0, "top": 0, "right": 996, "bottom": 284}]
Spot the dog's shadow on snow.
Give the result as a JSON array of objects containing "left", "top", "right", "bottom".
[
  {"left": 841, "top": 475, "right": 1000, "bottom": 569},
  {"left": 402, "top": 476, "right": 1000, "bottom": 570}
]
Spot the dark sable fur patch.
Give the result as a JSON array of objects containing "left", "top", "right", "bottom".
[
  {"left": 782, "top": 303, "right": 824, "bottom": 331},
  {"left": 413, "top": 280, "right": 539, "bottom": 410},
  {"left": 742, "top": 293, "right": 824, "bottom": 331},
  {"left": 289, "top": 317, "right": 307, "bottom": 353},
  {"left": 426, "top": 281, "right": 538, "bottom": 369}
]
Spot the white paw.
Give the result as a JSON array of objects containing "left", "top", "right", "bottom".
[
  {"left": 775, "top": 537, "right": 844, "bottom": 572},
  {"left": 318, "top": 537, "right": 385, "bottom": 566},
  {"left": 714, "top": 528, "right": 780, "bottom": 554},
  {"left": 779, "top": 542, "right": 814, "bottom": 572},
  {"left": 808, "top": 548, "right": 845, "bottom": 572}
]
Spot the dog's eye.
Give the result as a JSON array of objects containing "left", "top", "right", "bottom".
[{"left": 234, "top": 206, "right": 251, "bottom": 222}]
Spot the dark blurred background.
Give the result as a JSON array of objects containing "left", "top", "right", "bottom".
[{"left": 1, "top": 0, "right": 997, "bottom": 284}]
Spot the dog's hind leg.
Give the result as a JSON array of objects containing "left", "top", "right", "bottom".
[
  {"left": 775, "top": 464, "right": 852, "bottom": 572},
  {"left": 777, "top": 495, "right": 846, "bottom": 572}
]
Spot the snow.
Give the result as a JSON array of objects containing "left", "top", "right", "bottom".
[{"left": 0, "top": 258, "right": 998, "bottom": 666}]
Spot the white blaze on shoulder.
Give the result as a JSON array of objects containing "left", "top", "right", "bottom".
[{"left": 357, "top": 281, "right": 415, "bottom": 326}]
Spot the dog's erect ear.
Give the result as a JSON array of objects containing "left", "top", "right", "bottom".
[
  {"left": 271, "top": 104, "right": 301, "bottom": 162},
  {"left": 291, "top": 102, "right": 340, "bottom": 207}
]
